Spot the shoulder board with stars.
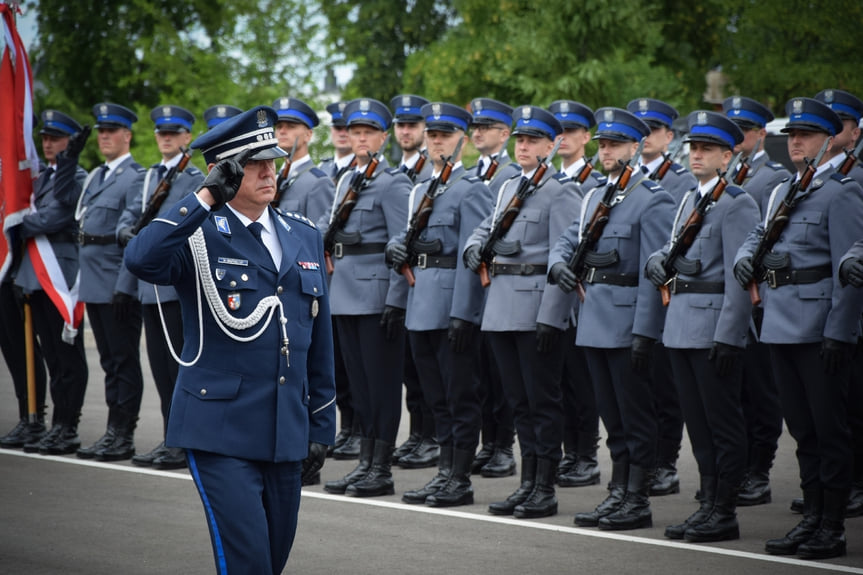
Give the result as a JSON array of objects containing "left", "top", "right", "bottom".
[
  {"left": 671, "top": 163, "right": 688, "bottom": 175},
  {"left": 641, "top": 180, "right": 663, "bottom": 193},
  {"left": 277, "top": 209, "right": 316, "bottom": 228},
  {"left": 830, "top": 173, "right": 853, "bottom": 185},
  {"left": 765, "top": 161, "right": 786, "bottom": 171}
]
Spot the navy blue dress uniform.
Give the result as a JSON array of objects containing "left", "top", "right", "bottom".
[
  {"left": 203, "top": 105, "right": 242, "bottom": 130},
  {"left": 735, "top": 98, "right": 863, "bottom": 560},
  {"left": 124, "top": 105, "right": 336, "bottom": 575},
  {"left": 465, "top": 106, "right": 580, "bottom": 519},
  {"left": 723, "top": 95, "right": 788, "bottom": 507},
  {"left": 116, "top": 105, "right": 204, "bottom": 469},
  {"left": 549, "top": 99, "right": 603, "bottom": 487},
  {"left": 550, "top": 107, "right": 675, "bottom": 530},
  {"left": 648, "top": 111, "right": 760, "bottom": 542},
  {"left": 320, "top": 98, "right": 413, "bottom": 498},
  {"left": 2, "top": 110, "right": 87, "bottom": 454},
  {"left": 388, "top": 103, "right": 493, "bottom": 506},
  {"left": 391, "top": 94, "right": 434, "bottom": 184},
  {"left": 74, "top": 103, "right": 146, "bottom": 462},
  {"left": 272, "top": 97, "right": 335, "bottom": 225}
]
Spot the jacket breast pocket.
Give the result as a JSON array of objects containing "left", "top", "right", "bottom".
[
  {"left": 180, "top": 370, "right": 242, "bottom": 401},
  {"left": 511, "top": 208, "right": 544, "bottom": 244},
  {"left": 214, "top": 267, "right": 259, "bottom": 293},
  {"left": 86, "top": 196, "right": 123, "bottom": 229},
  {"left": 297, "top": 270, "right": 324, "bottom": 326},
  {"left": 603, "top": 223, "right": 633, "bottom": 253},
  {"left": 788, "top": 211, "right": 822, "bottom": 245}
]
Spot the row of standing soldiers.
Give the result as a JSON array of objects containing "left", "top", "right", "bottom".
[{"left": 2, "top": 90, "right": 863, "bottom": 562}]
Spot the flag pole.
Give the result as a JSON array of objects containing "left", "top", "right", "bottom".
[{"left": 24, "top": 294, "right": 37, "bottom": 422}]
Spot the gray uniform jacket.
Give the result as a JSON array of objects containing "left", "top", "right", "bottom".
[
  {"left": 740, "top": 152, "right": 791, "bottom": 217},
  {"left": 657, "top": 183, "right": 760, "bottom": 349},
  {"left": 319, "top": 159, "right": 412, "bottom": 315},
  {"left": 736, "top": 167, "right": 863, "bottom": 344},
  {"left": 550, "top": 176, "right": 675, "bottom": 348},
  {"left": 388, "top": 166, "right": 493, "bottom": 331},
  {"left": 470, "top": 154, "right": 521, "bottom": 198},
  {"left": 466, "top": 169, "right": 581, "bottom": 332},
  {"left": 276, "top": 157, "right": 335, "bottom": 225},
  {"left": 651, "top": 161, "right": 698, "bottom": 206},
  {"left": 77, "top": 156, "right": 144, "bottom": 302}
]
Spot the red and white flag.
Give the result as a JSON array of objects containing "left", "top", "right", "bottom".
[{"left": 0, "top": 1, "right": 39, "bottom": 282}]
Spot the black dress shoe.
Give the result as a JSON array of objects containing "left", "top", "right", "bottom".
[
  {"left": 153, "top": 447, "right": 187, "bottom": 470},
  {"left": 737, "top": 471, "right": 771, "bottom": 506},
  {"left": 397, "top": 437, "right": 439, "bottom": 469},
  {"left": 132, "top": 441, "right": 167, "bottom": 467},
  {"left": 1, "top": 419, "right": 46, "bottom": 449},
  {"left": 77, "top": 427, "right": 117, "bottom": 459},
  {"left": 402, "top": 470, "right": 449, "bottom": 504},
  {"left": 649, "top": 463, "right": 680, "bottom": 496},
  {"left": 40, "top": 425, "right": 81, "bottom": 455}
]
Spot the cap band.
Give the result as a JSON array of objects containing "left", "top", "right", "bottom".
[
  {"left": 43, "top": 120, "right": 77, "bottom": 135},
  {"left": 155, "top": 116, "right": 192, "bottom": 131},
  {"left": 789, "top": 112, "right": 836, "bottom": 135},
  {"left": 472, "top": 109, "right": 512, "bottom": 125},
  {"left": 515, "top": 118, "right": 557, "bottom": 139},
  {"left": 727, "top": 109, "right": 766, "bottom": 127},
  {"left": 598, "top": 121, "right": 642, "bottom": 142},
  {"left": 556, "top": 113, "right": 591, "bottom": 129},
  {"left": 277, "top": 110, "right": 315, "bottom": 128},
  {"left": 689, "top": 125, "right": 736, "bottom": 148},
  {"left": 828, "top": 102, "right": 862, "bottom": 122},
  {"left": 97, "top": 114, "right": 133, "bottom": 129},
  {"left": 425, "top": 114, "right": 469, "bottom": 132},
  {"left": 635, "top": 110, "right": 672, "bottom": 127},
  {"left": 347, "top": 110, "right": 388, "bottom": 130}
]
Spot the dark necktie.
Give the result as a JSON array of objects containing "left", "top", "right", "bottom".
[
  {"left": 44, "top": 167, "right": 55, "bottom": 180},
  {"left": 478, "top": 159, "right": 486, "bottom": 176},
  {"left": 641, "top": 165, "right": 650, "bottom": 175},
  {"left": 98, "top": 164, "right": 110, "bottom": 184},
  {"left": 248, "top": 221, "right": 266, "bottom": 247},
  {"left": 156, "top": 164, "right": 167, "bottom": 181}
]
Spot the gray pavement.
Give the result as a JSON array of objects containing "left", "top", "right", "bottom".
[{"left": 0, "top": 326, "right": 861, "bottom": 574}]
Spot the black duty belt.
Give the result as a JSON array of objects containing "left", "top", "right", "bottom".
[
  {"left": 667, "top": 277, "right": 724, "bottom": 294},
  {"left": 46, "top": 231, "right": 79, "bottom": 244},
  {"left": 490, "top": 262, "right": 547, "bottom": 276},
  {"left": 78, "top": 232, "right": 116, "bottom": 246},
  {"left": 582, "top": 268, "right": 638, "bottom": 287},
  {"left": 333, "top": 242, "right": 386, "bottom": 258},
  {"left": 415, "top": 254, "right": 457, "bottom": 269},
  {"left": 765, "top": 265, "right": 832, "bottom": 289}
]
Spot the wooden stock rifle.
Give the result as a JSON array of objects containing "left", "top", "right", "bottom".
[
  {"left": 838, "top": 137, "right": 863, "bottom": 176},
  {"left": 272, "top": 136, "right": 299, "bottom": 207},
  {"left": 405, "top": 149, "right": 428, "bottom": 183},
  {"left": 482, "top": 135, "right": 511, "bottom": 183},
  {"left": 131, "top": 147, "right": 193, "bottom": 234}
]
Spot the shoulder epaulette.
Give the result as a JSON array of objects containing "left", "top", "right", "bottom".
[
  {"left": 277, "top": 209, "right": 316, "bottom": 229},
  {"left": 133, "top": 165, "right": 147, "bottom": 174},
  {"left": 724, "top": 185, "right": 745, "bottom": 198},
  {"left": 385, "top": 167, "right": 402, "bottom": 176},
  {"left": 309, "top": 166, "right": 329, "bottom": 179},
  {"left": 592, "top": 173, "right": 608, "bottom": 185},
  {"left": 184, "top": 165, "right": 203, "bottom": 176},
  {"left": 671, "top": 163, "right": 688, "bottom": 175},
  {"left": 830, "top": 172, "right": 853, "bottom": 185},
  {"left": 642, "top": 180, "right": 663, "bottom": 193},
  {"left": 464, "top": 175, "right": 482, "bottom": 184},
  {"left": 553, "top": 172, "right": 572, "bottom": 183},
  {"left": 319, "top": 157, "right": 334, "bottom": 164},
  {"left": 765, "top": 161, "right": 786, "bottom": 171}
]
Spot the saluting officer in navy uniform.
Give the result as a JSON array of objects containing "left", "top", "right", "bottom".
[
  {"left": 125, "top": 105, "right": 336, "bottom": 575},
  {"left": 464, "top": 106, "right": 580, "bottom": 519},
  {"left": 549, "top": 100, "right": 604, "bottom": 489},
  {"left": 117, "top": 105, "right": 203, "bottom": 470},
  {"left": 646, "top": 111, "right": 759, "bottom": 542},
  {"left": 203, "top": 105, "right": 242, "bottom": 131},
  {"left": 391, "top": 95, "right": 433, "bottom": 183},
  {"left": 318, "top": 102, "right": 356, "bottom": 185},
  {"left": 722, "top": 95, "right": 788, "bottom": 508},
  {"left": 4, "top": 111, "right": 88, "bottom": 454},
  {"left": 387, "top": 103, "right": 493, "bottom": 507},
  {"left": 467, "top": 97, "right": 520, "bottom": 478},
  {"left": 550, "top": 108, "right": 675, "bottom": 531},
  {"left": 320, "top": 98, "right": 413, "bottom": 498},
  {"left": 734, "top": 98, "right": 863, "bottom": 560},
  {"left": 75, "top": 103, "right": 146, "bottom": 462},
  {"left": 271, "top": 97, "right": 335, "bottom": 225}
]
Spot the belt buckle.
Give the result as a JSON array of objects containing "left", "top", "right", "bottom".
[
  {"left": 77, "top": 231, "right": 85, "bottom": 245},
  {"left": 333, "top": 243, "right": 343, "bottom": 259},
  {"left": 490, "top": 259, "right": 498, "bottom": 277},
  {"left": 584, "top": 267, "right": 597, "bottom": 284},
  {"left": 667, "top": 275, "right": 678, "bottom": 294},
  {"left": 417, "top": 253, "right": 428, "bottom": 269},
  {"left": 766, "top": 269, "right": 778, "bottom": 289}
]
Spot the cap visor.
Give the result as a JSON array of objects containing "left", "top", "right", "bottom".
[{"left": 251, "top": 145, "right": 289, "bottom": 161}]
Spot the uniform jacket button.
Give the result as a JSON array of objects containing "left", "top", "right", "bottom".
[
  {"left": 279, "top": 376, "right": 286, "bottom": 384},
  {"left": 200, "top": 388, "right": 207, "bottom": 396},
  {"left": 179, "top": 206, "right": 188, "bottom": 216},
  {"left": 277, "top": 286, "right": 284, "bottom": 294}
]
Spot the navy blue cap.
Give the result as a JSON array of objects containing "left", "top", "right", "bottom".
[
  {"left": 548, "top": 100, "right": 595, "bottom": 130},
  {"left": 814, "top": 89, "right": 863, "bottom": 123},
  {"left": 421, "top": 102, "right": 472, "bottom": 133},
  {"left": 782, "top": 97, "right": 843, "bottom": 136},
  {"left": 469, "top": 98, "right": 513, "bottom": 126},
  {"left": 326, "top": 102, "right": 348, "bottom": 127},
  {"left": 39, "top": 110, "right": 82, "bottom": 137},
  {"left": 343, "top": 98, "right": 392, "bottom": 131},
  {"left": 722, "top": 96, "right": 774, "bottom": 129},
  {"left": 390, "top": 95, "right": 430, "bottom": 124},
  {"left": 150, "top": 105, "right": 195, "bottom": 133},
  {"left": 627, "top": 98, "right": 678, "bottom": 129},
  {"left": 684, "top": 111, "right": 744, "bottom": 149},
  {"left": 191, "top": 105, "right": 287, "bottom": 165},
  {"left": 203, "top": 105, "right": 242, "bottom": 130},
  {"left": 593, "top": 108, "right": 651, "bottom": 142},
  {"left": 92, "top": 103, "right": 137, "bottom": 130},
  {"left": 272, "top": 97, "right": 320, "bottom": 128},
  {"left": 511, "top": 105, "right": 562, "bottom": 140}
]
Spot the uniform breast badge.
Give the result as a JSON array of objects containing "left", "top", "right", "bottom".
[
  {"left": 227, "top": 292, "right": 241, "bottom": 310},
  {"left": 311, "top": 299, "right": 319, "bottom": 318}
]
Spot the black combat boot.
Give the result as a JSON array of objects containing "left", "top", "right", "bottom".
[
  {"left": 38, "top": 410, "right": 81, "bottom": 455},
  {"left": 514, "top": 457, "right": 559, "bottom": 519},
  {"left": 1, "top": 415, "right": 46, "bottom": 449},
  {"left": 152, "top": 446, "right": 187, "bottom": 470},
  {"left": 403, "top": 444, "right": 453, "bottom": 504},
  {"left": 846, "top": 453, "right": 863, "bottom": 517},
  {"left": 649, "top": 438, "right": 680, "bottom": 496},
  {"left": 132, "top": 441, "right": 167, "bottom": 467},
  {"left": 392, "top": 412, "right": 422, "bottom": 464},
  {"left": 599, "top": 464, "right": 652, "bottom": 530},
  {"left": 398, "top": 435, "right": 439, "bottom": 469},
  {"left": 684, "top": 479, "right": 739, "bottom": 542},
  {"left": 575, "top": 461, "right": 628, "bottom": 527},
  {"left": 481, "top": 440, "right": 516, "bottom": 478},
  {"left": 427, "top": 447, "right": 475, "bottom": 507},
  {"left": 327, "top": 425, "right": 352, "bottom": 458},
  {"left": 324, "top": 437, "right": 374, "bottom": 494},
  {"left": 488, "top": 455, "right": 536, "bottom": 515},
  {"left": 737, "top": 445, "right": 773, "bottom": 506},
  {"left": 766, "top": 488, "right": 823, "bottom": 555},
  {"left": 559, "top": 454, "right": 600, "bottom": 487},
  {"left": 346, "top": 440, "right": 395, "bottom": 497},
  {"left": 332, "top": 423, "right": 362, "bottom": 460},
  {"left": 472, "top": 442, "right": 494, "bottom": 474},
  {"left": 97, "top": 412, "right": 137, "bottom": 461},
  {"left": 666, "top": 475, "right": 715, "bottom": 539},
  {"left": 796, "top": 488, "right": 848, "bottom": 560},
  {"left": 77, "top": 412, "right": 120, "bottom": 460},
  {"left": 557, "top": 429, "right": 579, "bottom": 479}
]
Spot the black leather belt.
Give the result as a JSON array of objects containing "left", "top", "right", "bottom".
[
  {"left": 667, "top": 277, "right": 724, "bottom": 294},
  {"left": 78, "top": 232, "right": 116, "bottom": 246},
  {"left": 415, "top": 254, "right": 457, "bottom": 269},
  {"left": 765, "top": 265, "right": 832, "bottom": 288},
  {"left": 582, "top": 268, "right": 638, "bottom": 286},
  {"left": 333, "top": 242, "right": 386, "bottom": 258},
  {"left": 46, "top": 231, "right": 79, "bottom": 244},
  {"left": 490, "top": 262, "right": 547, "bottom": 276}
]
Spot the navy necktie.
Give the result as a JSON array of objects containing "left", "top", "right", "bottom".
[
  {"left": 98, "top": 164, "right": 109, "bottom": 184},
  {"left": 478, "top": 159, "right": 486, "bottom": 176},
  {"left": 156, "top": 164, "right": 167, "bottom": 181},
  {"left": 248, "top": 222, "right": 265, "bottom": 247},
  {"left": 641, "top": 165, "right": 650, "bottom": 174}
]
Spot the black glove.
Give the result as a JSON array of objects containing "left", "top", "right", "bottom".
[
  {"left": 631, "top": 335, "right": 655, "bottom": 376},
  {"left": 645, "top": 254, "right": 668, "bottom": 288},
  {"left": 448, "top": 318, "right": 476, "bottom": 353},
  {"left": 708, "top": 342, "right": 743, "bottom": 377},
  {"left": 840, "top": 258, "right": 863, "bottom": 288},
  {"left": 549, "top": 262, "right": 578, "bottom": 294},
  {"left": 301, "top": 441, "right": 328, "bottom": 484},
  {"left": 821, "top": 337, "right": 854, "bottom": 375},
  {"left": 59, "top": 124, "right": 92, "bottom": 159},
  {"left": 117, "top": 226, "right": 136, "bottom": 248},
  {"left": 379, "top": 306, "right": 405, "bottom": 341},
  {"left": 536, "top": 323, "right": 562, "bottom": 354},
  {"left": 112, "top": 292, "right": 135, "bottom": 322},
  {"left": 202, "top": 148, "right": 253, "bottom": 211},
  {"left": 464, "top": 244, "right": 482, "bottom": 273},
  {"left": 386, "top": 242, "right": 409, "bottom": 268},
  {"left": 733, "top": 256, "right": 754, "bottom": 290}
]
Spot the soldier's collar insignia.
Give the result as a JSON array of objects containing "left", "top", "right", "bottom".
[{"left": 214, "top": 215, "right": 231, "bottom": 235}]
